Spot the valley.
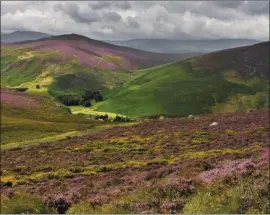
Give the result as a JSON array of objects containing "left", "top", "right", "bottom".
[{"left": 1, "top": 37, "right": 268, "bottom": 120}]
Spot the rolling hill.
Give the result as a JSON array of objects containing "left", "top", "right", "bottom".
[
  {"left": 0, "top": 89, "right": 104, "bottom": 147},
  {"left": 105, "top": 38, "right": 261, "bottom": 54},
  {"left": 1, "top": 30, "right": 51, "bottom": 44},
  {"left": 94, "top": 41, "right": 269, "bottom": 118},
  {"left": 1, "top": 33, "right": 200, "bottom": 98}
]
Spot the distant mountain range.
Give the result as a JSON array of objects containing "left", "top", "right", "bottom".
[
  {"left": 1, "top": 31, "right": 51, "bottom": 43},
  {"left": 1, "top": 30, "right": 261, "bottom": 55},
  {"left": 3, "top": 33, "right": 199, "bottom": 69},
  {"left": 105, "top": 38, "right": 261, "bottom": 54}
]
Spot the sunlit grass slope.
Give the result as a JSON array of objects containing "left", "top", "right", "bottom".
[
  {"left": 96, "top": 61, "right": 268, "bottom": 118},
  {"left": 1, "top": 91, "right": 103, "bottom": 148},
  {"left": 1, "top": 48, "right": 132, "bottom": 98}
]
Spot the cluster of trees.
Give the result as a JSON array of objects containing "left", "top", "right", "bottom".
[
  {"left": 83, "top": 91, "right": 103, "bottom": 103},
  {"left": 94, "top": 114, "right": 109, "bottom": 121},
  {"left": 58, "top": 95, "right": 82, "bottom": 106},
  {"left": 15, "top": 87, "right": 28, "bottom": 92},
  {"left": 113, "top": 115, "right": 132, "bottom": 122},
  {"left": 93, "top": 114, "right": 132, "bottom": 122},
  {"left": 58, "top": 91, "right": 103, "bottom": 107}
]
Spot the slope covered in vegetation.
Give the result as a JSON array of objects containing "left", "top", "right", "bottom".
[
  {"left": 1, "top": 110, "right": 269, "bottom": 214},
  {"left": 0, "top": 90, "right": 109, "bottom": 148},
  {"left": 95, "top": 42, "right": 269, "bottom": 118},
  {"left": 1, "top": 34, "right": 199, "bottom": 100}
]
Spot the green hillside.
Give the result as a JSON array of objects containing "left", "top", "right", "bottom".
[
  {"left": 1, "top": 34, "right": 196, "bottom": 100},
  {"left": 1, "top": 47, "right": 132, "bottom": 98},
  {"left": 1, "top": 91, "right": 100, "bottom": 148},
  {"left": 95, "top": 61, "right": 268, "bottom": 118}
]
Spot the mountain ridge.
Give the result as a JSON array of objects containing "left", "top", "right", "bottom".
[
  {"left": 105, "top": 38, "right": 261, "bottom": 54},
  {"left": 1, "top": 30, "right": 52, "bottom": 43}
]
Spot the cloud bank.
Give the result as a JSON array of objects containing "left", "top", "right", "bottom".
[{"left": 1, "top": 1, "right": 269, "bottom": 40}]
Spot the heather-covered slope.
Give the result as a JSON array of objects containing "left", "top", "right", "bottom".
[
  {"left": 191, "top": 41, "right": 269, "bottom": 79},
  {"left": 94, "top": 42, "right": 269, "bottom": 118},
  {"left": 1, "top": 110, "right": 269, "bottom": 213},
  {"left": 1, "top": 34, "right": 199, "bottom": 97},
  {"left": 2, "top": 34, "right": 199, "bottom": 69}
]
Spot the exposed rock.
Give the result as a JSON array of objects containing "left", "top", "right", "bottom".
[{"left": 209, "top": 122, "right": 219, "bottom": 126}]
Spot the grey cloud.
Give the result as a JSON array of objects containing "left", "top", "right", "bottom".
[
  {"left": 1, "top": 1, "right": 44, "bottom": 15},
  {"left": 160, "top": 1, "right": 268, "bottom": 20},
  {"left": 90, "top": 1, "right": 111, "bottom": 10},
  {"left": 213, "top": 1, "right": 269, "bottom": 15},
  {"left": 114, "top": 1, "right": 131, "bottom": 10},
  {"left": 104, "top": 12, "right": 122, "bottom": 22},
  {"left": 54, "top": 2, "right": 100, "bottom": 24},
  {"left": 1, "top": 1, "right": 269, "bottom": 41},
  {"left": 241, "top": 1, "right": 269, "bottom": 15},
  {"left": 213, "top": 1, "right": 243, "bottom": 9},
  {"left": 127, "top": 16, "right": 140, "bottom": 28}
]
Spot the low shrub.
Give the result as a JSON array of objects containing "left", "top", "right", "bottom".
[
  {"left": 15, "top": 87, "right": 28, "bottom": 92},
  {"left": 82, "top": 100, "right": 92, "bottom": 107},
  {"left": 67, "top": 201, "right": 95, "bottom": 214},
  {"left": 67, "top": 201, "right": 128, "bottom": 214},
  {"left": 2, "top": 181, "right": 13, "bottom": 187},
  {"left": 183, "top": 174, "right": 270, "bottom": 214},
  {"left": 113, "top": 115, "right": 132, "bottom": 122}
]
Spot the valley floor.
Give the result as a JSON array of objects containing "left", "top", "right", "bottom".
[{"left": 1, "top": 110, "right": 269, "bottom": 214}]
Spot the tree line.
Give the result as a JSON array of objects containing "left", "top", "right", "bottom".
[{"left": 58, "top": 91, "right": 103, "bottom": 107}]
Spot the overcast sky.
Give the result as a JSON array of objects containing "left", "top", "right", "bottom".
[{"left": 1, "top": 1, "right": 269, "bottom": 41}]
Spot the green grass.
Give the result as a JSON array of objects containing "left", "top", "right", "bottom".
[
  {"left": 3, "top": 46, "right": 267, "bottom": 119},
  {"left": 1, "top": 89, "right": 137, "bottom": 149},
  {"left": 1, "top": 57, "right": 43, "bottom": 87},
  {"left": 1, "top": 193, "right": 55, "bottom": 214},
  {"left": 0, "top": 92, "right": 103, "bottom": 147},
  {"left": 183, "top": 175, "right": 270, "bottom": 214},
  {"left": 103, "top": 55, "right": 123, "bottom": 65},
  {"left": 1, "top": 47, "right": 132, "bottom": 100},
  {"left": 95, "top": 61, "right": 268, "bottom": 118},
  {"left": 70, "top": 105, "right": 127, "bottom": 118}
]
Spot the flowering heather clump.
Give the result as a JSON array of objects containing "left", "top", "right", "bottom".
[
  {"left": 257, "top": 147, "right": 269, "bottom": 166},
  {"left": 161, "top": 174, "right": 196, "bottom": 197},
  {"left": 197, "top": 158, "right": 256, "bottom": 183},
  {"left": 1, "top": 90, "right": 42, "bottom": 109}
]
